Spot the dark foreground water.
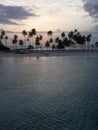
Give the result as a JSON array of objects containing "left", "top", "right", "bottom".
[{"left": 0, "top": 55, "right": 98, "bottom": 130}]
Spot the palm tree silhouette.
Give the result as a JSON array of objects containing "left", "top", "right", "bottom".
[
  {"left": 13, "top": 35, "right": 18, "bottom": 49},
  {"left": 61, "top": 32, "right": 65, "bottom": 39},
  {"left": 45, "top": 41, "right": 50, "bottom": 49},
  {"left": 49, "top": 38, "right": 53, "bottom": 44},
  {"left": 56, "top": 39, "right": 64, "bottom": 49},
  {"left": 86, "top": 34, "right": 92, "bottom": 50},
  {"left": 74, "top": 29, "right": 77, "bottom": 35},
  {"left": 12, "top": 39, "right": 16, "bottom": 49},
  {"left": 35, "top": 35, "right": 43, "bottom": 49},
  {"left": 55, "top": 37, "right": 59, "bottom": 43},
  {"left": 39, "top": 35, "right": 43, "bottom": 49},
  {"left": 51, "top": 44, "right": 55, "bottom": 50},
  {"left": 47, "top": 30, "right": 53, "bottom": 42},
  {"left": 77, "top": 35, "right": 86, "bottom": 50},
  {"left": 22, "top": 30, "right": 27, "bottom": 48},
  {"left": 4, "top": 36, "right": 8, "bottom": 47},
  {"left": 68, "top": 31, "right": 74, "bottom": 41},
  {"left": 19, "top": 40, "right": 24, "bottom": 49},
  {"left": 47, "top": 30, "right": 53, "bottom": 36},
  {"left": 31, "top": 28, "right": 37, "bottom": 47},
  {"left": 39, "top": 35, "right": 43, "bottom": 41},
  {"left": 35, "top": 36, "right": 40, "bottom": 49},
  {"left": 1, "top": 30, "right": 5, "bottom": 38},
  {"left": 0, "top": 30, "right": 5, "bottom": 45},
  {"left": 28, "top": 31, "right": 32, "bottom": 45}
]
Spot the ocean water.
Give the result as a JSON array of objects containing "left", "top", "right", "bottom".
[{"left": 0, "top": 55, "right": 98, "bottom": 130}]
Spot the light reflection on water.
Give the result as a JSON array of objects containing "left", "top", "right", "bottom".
[{"left": 0, "top": 56, "right": 98, "bottom": 130}]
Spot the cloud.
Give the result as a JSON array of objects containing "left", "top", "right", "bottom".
[
  {"left": 82, "top": 0, "right": 98, "bottom": 19},
  {"left": 0, "top": 4, "right": 38, "bottom": 25}
]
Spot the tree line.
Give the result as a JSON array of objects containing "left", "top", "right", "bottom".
[{"left": 0, "top": 28, "right": 98, "bottom": 50}]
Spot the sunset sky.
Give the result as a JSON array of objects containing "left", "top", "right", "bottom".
[{"left": 0, "top": 0, "right": 98, "bottom": 34}]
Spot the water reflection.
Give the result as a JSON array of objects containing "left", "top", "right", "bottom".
[{"left": 0, "top": 56, "right": 98, "bottom": 130}]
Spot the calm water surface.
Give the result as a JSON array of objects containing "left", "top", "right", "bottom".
[{"left": 0, "top": 55, "right": 98, "bottom": 130}]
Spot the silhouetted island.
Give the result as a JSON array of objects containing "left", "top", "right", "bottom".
[{"left": 0, "top": 29, "right": 98, "bottom": 56}]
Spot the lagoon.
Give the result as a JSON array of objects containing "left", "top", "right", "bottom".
[{"left": 0, "top": 55, "right": 98, "bottom": 130}]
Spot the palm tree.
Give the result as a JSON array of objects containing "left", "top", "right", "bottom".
[
  {"left": 35, "top": 36, "right": 40, "bottom": 49},
  {"left": 22, "top": 30, "right": 27, "bottom": 48},
  {"left": 13, "top": 35, "right": 18, "bottom": 49},
  {"left": 12, "top": 39, "right": 16, "bottom": 49},
  {"left": 28, "top": 31, "right": 32, "bottom": 45},
  {"left": 61, "top": 32, "right": 65, "bottom": 39},
  {"left": 47, "top": 30, "right": 53, "bottom": 41},
  {"left": 55, "top": 37, "right": 60, "bottom": 47},
  {"left": 68, "top": 31, "right": 75, "bottom": 49},
  {"left": 0, "top": 30, "right": 5, "bottom": 45},
  {"left": 63, "top": 37, "right": 71, "bottom": 49},
  {"left": 68, "top": 31, "right": 74, "bottom": 41},
  {"left": 77, "top": 35, "right": 86, "bottom": 50},
  {"left": 4, "top": 36, "right": 8, "bottom": 47},
  {"left": 45, "top": 41, "right": 50, "bottom": 49},
  {"left": 82, "top": 36, "right": 86, "bottom": 49},
  {"left": 14, "top": 35, "right": 18, "bottom": 40},
  {"left": 39, "top": 35, "right": 43, "bottom": 49},
  {"left": 1, "top": 30, "right": 5, "bottom": 38},
  {"left": 31, "top": 28, "right": 37, "bottom": 47},
  {"left": 51, "top": 44, "right": 55, "bottom": 50},
  {"left": 56, "top": 39, "right": 64, "bottom": 49},
  {"left": 39, "top": 35, "right": 43, "bottom": 41},
  {"left": 74, "top": 29, "right": 77, "bottom": 35},
  {"left": 35, "top": 35, "right": 43, "bottom": 49},
  {"left": 86, "top": 34, "right": 92, "bottom": 50},
  {"left": 48, "top": 30, "right": 53, "bottom": 36},
  {"left": 19, "top": 40, "right": 24, "bottom": 49},
  {"left": 55, "top": 37, "right": 60, "bottom": 43},
  {"left": 49, "top": 38, "right": 53, "bottom": 44}
]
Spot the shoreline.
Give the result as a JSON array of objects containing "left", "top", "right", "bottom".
[{"left": 0, "top": 50, "right": 98, "bottom": 57}]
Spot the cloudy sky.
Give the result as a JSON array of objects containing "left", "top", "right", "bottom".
[{"left": 0, "top": 0, "right": 98, "bottom": 34}]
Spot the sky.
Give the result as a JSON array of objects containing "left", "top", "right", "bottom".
[{"left": 0, "top": 0, "right": 98, "bottom": 39}]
